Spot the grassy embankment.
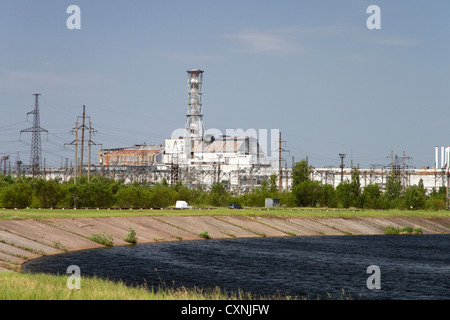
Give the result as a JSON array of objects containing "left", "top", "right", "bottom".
[
  {"left": 1, "top": 207, "right": 450, "bottom": 220},
  {"left": 1, "top": 207, "right": 448, "bottom": 300}
]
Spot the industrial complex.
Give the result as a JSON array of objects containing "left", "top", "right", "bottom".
[
  {"left": 2, "top": 69, "right": 449, "bottom": 194},
  {"left": 96, "top": 69, "right": 277, "bottom": 193},
  {"left": 95, "top": 69, "right": 450, "bottom": 193}
]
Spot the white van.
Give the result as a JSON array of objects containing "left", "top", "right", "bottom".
[{"left": 175, "top": 200, "right": 192, "bottom": 209}]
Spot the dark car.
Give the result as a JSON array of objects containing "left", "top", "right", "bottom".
[{"left": 227, "top": 204, "right": 243, "bottom": 209}]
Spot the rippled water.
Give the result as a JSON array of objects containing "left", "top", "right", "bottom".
[{"left": 23, "top": 234, "right": 450, "bottom": 299}]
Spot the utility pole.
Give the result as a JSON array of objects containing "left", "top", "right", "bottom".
[
  {"left": 74, "top": 122, "right": 78, "bottom": 184},
  {"left": 79, "top": 105, "right": 86, "bottom": 178},
  {"left": 391, "top": 150, "right": 395, "bottom": 178},
  {"left": 249, "top": 165, "right": 253, "bottom": 192},
  {"left": 447, "top": 168, "right": 449, "bottom": 210},
  {"left": 237, "top": 160, "right": 241, "bottom": 196},
  {"left": 88, "top": 121, "right": 92, "bottom": 183},
  {"left": 279, "top": 131, "right": 282, "bottom": 193},
  {"left": 66, "top": 121, "right": 78, "bottom": 184},
  {"left": 1, "top": 155, "right": 9, "bottom": 175},
  {"left": 285, "top": 160, "right": 289, "bottom": 190},
  {"left": 339, "top": 154, "right": 346, "bottom": 183},
  {"left": 170, "top": 141, "right": 179, "bottom": 185},
  {"left": 217, "top": 154, "right": 222, "bottom": 184},
  {"left": 16, "top": 152, "right": 22, "bottom": 178},
  {"left": 20, "top": 93, "right": 48, "bottom": 178},
  {"left": 43, "top": 158, "right": 46, "bottom": 179},
  {"left": 403, "top": 151, "right": 406, "bottom": 190},
  {"left": 88, "top": 121, "right": 98, "bottom": 183},
  {"left": 66, "top": 106, "right": 97, "bottom": 184},
  {"left": 275, "top": 131, "right": 289, "bottom": 193}
]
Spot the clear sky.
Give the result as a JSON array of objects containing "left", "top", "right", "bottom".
[{"left": 0, "top": 0, "right": 449, "bottom": 169}]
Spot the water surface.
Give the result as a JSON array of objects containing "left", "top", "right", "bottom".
[{"left": 24, "top": 234, "right": 450, "bottom": 299}]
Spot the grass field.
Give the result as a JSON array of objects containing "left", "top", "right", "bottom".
[
  {"left": 0, "top": 271, "right": 259, "bottom": 300},
  {"left": 1, "top": 207, "right": 449, "bottom": 220}
]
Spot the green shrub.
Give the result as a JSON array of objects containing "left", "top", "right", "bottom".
[
  {"left": 124, "top": 227, "right": 137, "bottom": 244},
  {"left": 384, "top": 225, "right": 400, "bottom": 235},
  {"left": 0, "top": 182, "right": 32, "bottom": 208},
  {"left": 200, "top": 231, "right": 211, "bottom": 239},
  {"left": 32, "top": 178, "right": 63, "bottom": 208},
  {"left": 401, "top": 226, "right": 413, "bottom": 234},
  {"left": 384, "top": 225, "right": 423, "bottom": 235},
  {"left": 150, "top": 184, "right": 176, "bottom": 208},
  {"left": 89, "top": 232, "right": 114, "bottom": 247},
  {"left": 426, "top": 198, "right": 446, "bottom": 211},
  {"left": 361, "top": 184, "right": 382, "bottom": 209},
  {"left": 403, "top": 185, "right": 426, "bottom": 210},
  {"left": 115, "top": 185, "right": 152, "bottom": 208},
  {"left": 209, "top": 183, "right": 229, "bottom": 207}
]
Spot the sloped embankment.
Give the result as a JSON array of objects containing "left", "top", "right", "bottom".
[{"left": 0, "top": 216, "right": 449, "bottom": 272}]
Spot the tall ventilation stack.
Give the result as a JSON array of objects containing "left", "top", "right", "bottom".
[{"left": 185, "top": 69, "right": 205, "bottom": 159}]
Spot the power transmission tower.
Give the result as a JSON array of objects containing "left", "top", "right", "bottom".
[
  {"left": 387, "top": 151, "right": 412, "bottom": 187},
  {"left": 20, "top": 94, "right": 48, "bottom": 178}
]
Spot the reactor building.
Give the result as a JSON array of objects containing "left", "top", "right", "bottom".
[{"left": 99, "top": 69, "right": 281, "bottom": 191}]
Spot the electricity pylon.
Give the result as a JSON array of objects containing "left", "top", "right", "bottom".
[{"left": 20, "top": 94, "right": 48, "bottom": 178}]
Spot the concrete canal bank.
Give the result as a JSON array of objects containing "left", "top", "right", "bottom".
[{"left": 1, "top": 215, "right": 450, "bottom": 272}]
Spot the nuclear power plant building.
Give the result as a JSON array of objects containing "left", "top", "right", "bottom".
[{"left": 98, "top": 69, "right": 278, "bottom": 190}]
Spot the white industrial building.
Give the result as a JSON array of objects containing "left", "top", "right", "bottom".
[{"left": 159, "top": 69, "right": 278, "bottom": 191}]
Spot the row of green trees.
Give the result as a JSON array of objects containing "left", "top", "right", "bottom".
[
  {"left": 0, "top": 175, "right": 189, "bottom": 209},
  {"left": 0, "top": 160, "right": 447, "bottom": 210},
  {"left": 290, "top": 160, "right": 447, "bottom": 211},
  {"left": 0, "top": 174, "right": 292, "bottom": 209}
]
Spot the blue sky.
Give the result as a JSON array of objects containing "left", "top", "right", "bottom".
[{"left": 0, "top": 0, "right": 449, "bottom": 169}]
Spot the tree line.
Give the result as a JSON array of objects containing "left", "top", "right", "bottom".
[
  {"left": 0, "top": 159, "right": 447, "bottom": 210},
  {"left": 290, "top": 160, "right": 447, "bottom": 211}
]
